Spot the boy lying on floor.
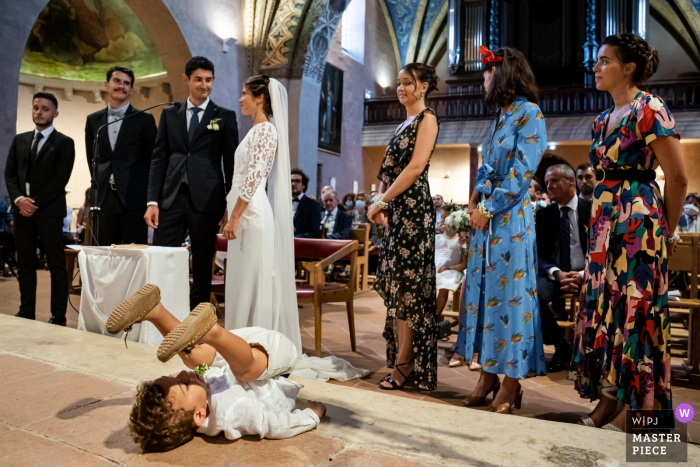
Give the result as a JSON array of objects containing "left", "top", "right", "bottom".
[{"left": 106, "top": 284, "right": 326, "bottom": 452}]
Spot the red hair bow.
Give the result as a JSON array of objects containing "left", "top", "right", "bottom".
[{"left": 479, "top": 46, "right": 503, "bottom": 65}]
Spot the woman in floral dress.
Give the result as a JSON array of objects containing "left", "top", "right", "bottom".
[
  {"left": 368, "top": 63, "right": 440, "bottom": 391},
  {"left": 461, "top": 46, "right": 548, "bottom": 414},
  {"left": 572, "top": 34, "right": 687, "bottom": 432}
]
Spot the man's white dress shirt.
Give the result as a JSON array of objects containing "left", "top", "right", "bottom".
[{"left": 547, "top": 195, "right": 586, "bottom": 280}]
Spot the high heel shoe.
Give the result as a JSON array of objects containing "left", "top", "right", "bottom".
[
  {"left": 462, "top": 378, "right": 501, "bottom": 407},
  {"left": 379, "top": 359, "right": 414, "bottom": 390},
  {"left": 449, "top": 355, "right": 464, "bottom": 367},
  {"left": 489, "top": 383, "right": 523, "bottom": 414}
]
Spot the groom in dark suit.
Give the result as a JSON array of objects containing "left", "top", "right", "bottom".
[
  {"left": 535, "top": 164, "right": 592, "bottom": 372},
  {"left": 145, "top": 56, "right": 238, "bottom": 310},
  {"left": 85, "top": 66, "right": 157, "bottom": 245},
  {"left": 4, "top": 93, "right": 75, "bottom": 325}
]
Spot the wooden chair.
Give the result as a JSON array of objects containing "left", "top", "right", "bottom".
[
  {"left": 554, "top": 293, "right": 579, "bottom": 342},
  {"left": 64, "top": 248, "right": 81, "bottom": 295},
  {"left": 668, "top": 233, "right": 700, "bottom": 382},
  {"left": 189, "top": 234, "right": 227, "bottom": 316},
  {"left": 351, "top": 223, "right": 370, "bottom": 291},
  {"left": 294, "top": 238, "right": 358, "bottom": 357}
]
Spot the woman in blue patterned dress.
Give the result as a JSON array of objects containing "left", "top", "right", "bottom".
[{"left": 461, "top": 46, "right": 548, "bottom": 414}]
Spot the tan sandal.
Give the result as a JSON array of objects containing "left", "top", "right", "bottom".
[
  {"left": 157, "top": 303, "right": 217, "bottom": 362},
  {"left": 106, "top": 284, "right": 161, "bottom": 336}
]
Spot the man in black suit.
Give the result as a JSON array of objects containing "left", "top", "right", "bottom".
[
  {"left": 292, "top": 168, "right": 321, "bottom": 238},
  {"left": 535, "top": 164, "right": 592, "bottom": 372},
  {"left": 85, "top": 66, "right": 157, "bottom": 245},
  {"left": 144, "top": 56, "right": 238, "bottom": 310},
  {"left": 320, "top": 190, "right": 352, "bottom": 239},
  {"left": 4, "top": 93, "right": 75, "bottom": 325}
]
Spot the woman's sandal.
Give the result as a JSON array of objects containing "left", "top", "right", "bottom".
[
  {"left": 106, "top": 284, "right": 161, "bottom": 345},
  {"left": 578, "top": 382, "right": 624, "bottom": 428},
  {"left": 462, "top": 377, "right": 501, "bottom": 407},
  {"left": 379, "top": 359, "right": 414, "bottom": 390},
  {"left": 157, "top": 303, "right": 218, "bottom": 362},
  {"left": 489, "top": 382, "right": 523, "bottom": 414}
]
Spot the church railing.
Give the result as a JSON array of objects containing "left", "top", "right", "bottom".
[{"left": 363, "top": 80, "right": 700, "bottom": 125}]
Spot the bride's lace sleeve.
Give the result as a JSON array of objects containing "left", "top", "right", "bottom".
[{"left": 240, "top": 123, "right": 277, "bottom": 202}]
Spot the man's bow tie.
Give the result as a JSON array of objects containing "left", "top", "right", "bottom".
[{"left": 108, "top": 108, "right": 126, "bottom": 118}]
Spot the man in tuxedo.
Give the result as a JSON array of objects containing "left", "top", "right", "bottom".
[
  {"left": 321, "top": 190, "right": 352, "bottom": 239},
  {"left": 535, "top": 164, "right": 591, "bottom": 372},
  {"left": 85, "top": 66, "right": 157, "bottom": 245},
  {"left": 292, "top": 168, "right": 321, "bottom": 238},
  {"left": 4, "top": 93, "right": 75, "bottom": 325},
  {"left": 144, "top": 56, "right": 238, "bottom": 310}
]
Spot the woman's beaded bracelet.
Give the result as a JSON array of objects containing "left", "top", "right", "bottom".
[
  {"left": 477, "top": 201, "right": 493, "bottom": 219},
  {"left": 374, "top": 194, "right": 389, "bottom": 210},
  {"left": 668, "top": 234, "right": 681, "bottom": 245}
]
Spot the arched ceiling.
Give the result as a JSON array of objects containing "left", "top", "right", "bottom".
[
  {"left": 244, "top": 0, "right": 348, "bottom": 81},
  {"left": 243, "top": 0, "right": 446, "bottom": 79},
  {"left": 651, "top": 0, "right": 700, "bottom": 67},
  {"left": 379, "top": 0, "right": 448, "bottom": 69}
]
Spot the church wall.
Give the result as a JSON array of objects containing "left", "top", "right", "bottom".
[
  {"left": 15, "top": 82, "right": 171, "bottom": 214},
  {"left": 317, "top": 0, "right": 399, "bottom": 198}
]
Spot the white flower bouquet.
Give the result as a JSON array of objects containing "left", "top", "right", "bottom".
[{"left": 444, "top": 209, "right": 471, "bottom": 255}]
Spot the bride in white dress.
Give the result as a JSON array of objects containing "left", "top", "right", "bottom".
[
  {"left": 222, "top": 76, "right": 301, "bottom": 352},
  {"left": 221, "top": 76, "right": 367, "bottom": 381}
]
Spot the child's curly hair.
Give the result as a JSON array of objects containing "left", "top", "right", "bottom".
[{"left": 129, "top": 381, "right": 196, "bottom": 452}]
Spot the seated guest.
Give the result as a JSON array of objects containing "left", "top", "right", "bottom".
[
  {"left": 342, "top": 193, "right": 355, "bottom": 212},
  {"left": 576, "top": 162, "right": 597, "bottom": 201},
  {"left": 529, "top": 180, "right": 543, "bottom": 207},
  {"left": 535, "top": 190, "right": 550, "bottom": 208},
  {"left": 321, "top": 190, "right": 352, "bottom": 239},
  {"left": 679, "top": 193, "right": 700, "bottom": 232},
  {"left": 62, "top": 204, "right": 75, "bottom": 246},
  {"left": 321, "top": 185, "right": 345, "bottom": 211},
  {"left": 535, "top": 164, "right": 591, "bottom": 372},
  {"left": 351, "top": 193, "right": 379, "bottom": 246},
  {"left": 292, "top": 169, "right": 322, "bottom": 238}
]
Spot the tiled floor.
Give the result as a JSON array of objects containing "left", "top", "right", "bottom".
[{"left": 2, "top": 269, "right": 700, "bottom": 444}]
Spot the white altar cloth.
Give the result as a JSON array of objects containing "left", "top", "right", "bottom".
[{"left": 78, "top": 246, "right": 190, "bottom": 346}]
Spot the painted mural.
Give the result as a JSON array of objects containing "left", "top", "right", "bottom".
[{"left": 21, "top": 0, "right": 164, "bottom": 82}]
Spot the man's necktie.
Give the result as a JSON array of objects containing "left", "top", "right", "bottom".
[
  {"left": 183, "top": 107, "right": 202, "bottom": 185},
  {"left": 30, "top": 132, "right": 43, "bottom": 162},
  {"left": 189, "top": 107, "right": 202, "bottom": 142},
  {"left": 559, "top": 206, "right": 572, "bottom": 272}
]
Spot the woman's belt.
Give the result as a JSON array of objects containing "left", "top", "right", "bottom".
[{"left": 595, "top": 169, "right": 656, "bottom": 182}]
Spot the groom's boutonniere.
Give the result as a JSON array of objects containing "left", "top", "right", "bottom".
[{"left": 207, "top": 118, "right": 222, "bottom": 131}]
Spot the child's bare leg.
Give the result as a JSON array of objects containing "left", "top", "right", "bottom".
[
  {"left": 144, "top": 303, "right": 216, "bottom": 368},
  {"left": 199, "top": 325, "right": 268, "bottom": 382},
  {"left": 437, "top": 289, "right": 449, "bottom": 317}
]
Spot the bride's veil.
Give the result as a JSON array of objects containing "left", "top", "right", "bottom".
[{"left": 267, "top": 78, "right": 302, "bottom": 353}]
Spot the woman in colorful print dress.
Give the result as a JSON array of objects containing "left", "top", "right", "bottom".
[
  {"left": 368, "top": 63, "right": 440, "bottom": 391},
  {"left": 572, "top": 34, "right": 687, "bottom": 431},
  {"left": 461, "top": 47, "right": 548, "bottom": 414}
]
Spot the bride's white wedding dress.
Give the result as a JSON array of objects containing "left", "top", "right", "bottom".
[
  {"left": 225, "top": 121, "right": 303, "bottom": 349},
  {"left": 224, "top": 79, "right": 367, "bottom": 382}
]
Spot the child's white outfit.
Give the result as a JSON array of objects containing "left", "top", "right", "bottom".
[
  {"left": 435, "top": 234, "right": 464, "bottom": 291},
  {"left": 196, "top": 327, "right": 320, "bottom": 440}
]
